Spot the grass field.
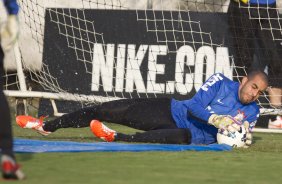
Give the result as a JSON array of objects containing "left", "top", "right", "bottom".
[{"left": 3, "top": 119, "right": 281, "bottom": 184}]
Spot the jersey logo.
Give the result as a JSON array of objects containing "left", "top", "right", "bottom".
[
  {"left": 217, "top": 99, "right": 224, "bottom": 104},
  {"left": 201, "top": 74, "right": 223, "bottom": 91},
  {"left": 234, "top": 110, "right": 246, "bottom": 122}
]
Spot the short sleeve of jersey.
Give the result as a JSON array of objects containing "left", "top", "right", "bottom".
[{"left": 184, "top": 73, "right": 228, "bottom": 122}]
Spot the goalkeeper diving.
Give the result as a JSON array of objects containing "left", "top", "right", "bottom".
[{"left": 16, "top": 71, "right": 268, "bottom": 148}]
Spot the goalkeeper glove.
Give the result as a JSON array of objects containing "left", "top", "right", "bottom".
[
  {"left": 234, "top": 0, "right": 249, "bottom": 4},
  {"left": 208, "top": 114, "right": 240, "bottom": 132},
  {"left": 0, "top": 15, "right": 19, "bottom": 51},
  {"left": 243, "top": 121, "right": 253, "bottom": 148}
]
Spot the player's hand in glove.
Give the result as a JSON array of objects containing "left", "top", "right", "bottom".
[
  {"left": 0, "top": 15, "right": 19, "bottom": 51},
  {"left": 208, "top": 114, "right": 240, "bottom": 131},
  {"left": 243, "top": 121, "right": 253, "bottom": 148},
  {"left": 234, "top": 0, "right": 249, "bottom": 4}
]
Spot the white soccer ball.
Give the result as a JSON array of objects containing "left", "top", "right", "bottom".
[{"left": 217, "top": 126, "right": 247, "bottom": 148}]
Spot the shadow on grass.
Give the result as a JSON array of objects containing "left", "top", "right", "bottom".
[{"left": 16, "top": 153, "right": 34, "bottom": 162}]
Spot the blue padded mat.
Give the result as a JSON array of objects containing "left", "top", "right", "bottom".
[{"left": 14, "top": 139, "right": 232, "bottom": 153}]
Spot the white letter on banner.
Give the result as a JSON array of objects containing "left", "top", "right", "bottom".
[
  {"left": 194, "top": 46, "right": 215, "bottom": 91},
  {"left": 175, "top": 45, "right": 194, "bottom": 95},
  {"left": 115, "top": 44, "right": 126, "bottom": 92},
  {"left": 215, "top": 47, "right": 233, "bottom": 80},
  {"left": 91, "top": 43, "right": 114, "bottom": 91},
  {"left": 125, "top": 44, "right": 147, "bottom": 93},
  {"left": 147, "top": 45, "right": 166, "bottom": 93}
]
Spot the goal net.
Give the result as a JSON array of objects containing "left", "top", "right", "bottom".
[{"left": 1, "top": 0, "right": 282, "bottom": 116}]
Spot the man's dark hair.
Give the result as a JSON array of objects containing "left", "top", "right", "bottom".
[{"left": 247, "top": 70, "right": 269, "bottom": 86}]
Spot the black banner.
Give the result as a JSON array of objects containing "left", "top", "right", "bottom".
[{"left": 43, "top": 9, "right": 234, "bottom": 103}]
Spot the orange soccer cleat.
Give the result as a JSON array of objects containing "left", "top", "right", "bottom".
[
  {"left": 16, "top": 115, "right": 51, "bottom": 136},
  {"left": 90, "top": 120, "right": 116, "bottom": 142}
]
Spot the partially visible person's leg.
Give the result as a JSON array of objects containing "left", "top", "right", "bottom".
[
  {"left": 0, "top": 46, "right": 25, "bottom": 180},
  {"left": 267, "top": 87, "right": 282, "bottom": 129},
  {"left": 266, "top": 41, "right": 282, "bottom": 128},
  {"left": 268, "top": 87, "right": 282, "bottom": 108},
  {"left": 265, "top": 15, "right": 282, "bottom": 128},
  {"left": 266, "top": 39, "right": 282, "bottom": 108},
  {"left": 0, "top": 47, "right": 14, "bottom": 158},
  {"left": 251, "top": 4, "right": 282, "bottom": 129}
]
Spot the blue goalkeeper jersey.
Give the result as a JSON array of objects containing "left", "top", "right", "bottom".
[
  {"left": 171, "top": 73, "right": 260, "bottom": 145},
  {"left": 3, "top": 0, "right": 19, "bottom": 15}
]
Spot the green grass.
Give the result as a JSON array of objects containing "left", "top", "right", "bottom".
[{"left": 6, "top": 120, "right": 282, "bottom": 184}]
